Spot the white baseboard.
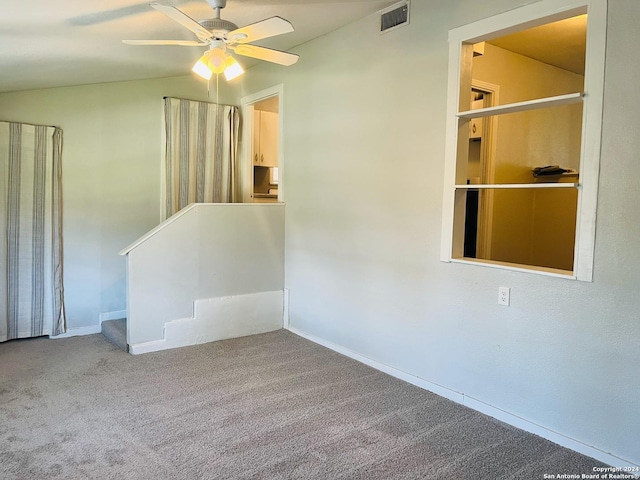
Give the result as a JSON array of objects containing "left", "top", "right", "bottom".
[
  {"left": 99, "top": 310, "right": 127, "bottom": 323},
  {"left": 288, "top": 327, "right": 465, "bottom": 405},
  {"left": 287, "top": 326, "right": 639, "bottom": 471},
  {"left": 51, "top": 325, "right": 102, "bottom": 339},
  {"left": 47, "top": 310, "right": 125, "bottom": 340},
  {"left": 130, "top": 291, "right": 284, "bottom": 355}
]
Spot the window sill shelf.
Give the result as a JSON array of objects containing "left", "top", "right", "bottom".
[
  {"left": 448, "top": 257, "right": 576, "bottom": 279},
  {"left": 456, "top": 92, "right": 583, "bottom": 119},
  {"left": 454, "top": 183, "right": 579, "bottom": 189}
]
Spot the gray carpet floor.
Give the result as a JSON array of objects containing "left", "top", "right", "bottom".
[{"left": 0, "top": 329, "right": 604, "bottom": 479}]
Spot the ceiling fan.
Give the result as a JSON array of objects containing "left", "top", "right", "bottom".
[{"left": 123, "top": 0, "right": 299, "bottom": 81}]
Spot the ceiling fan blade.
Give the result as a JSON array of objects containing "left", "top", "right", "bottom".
[
  {"left": 227, "top": 17, "right": 294, "bottom": 44},
  {"left": 150, "top": 2, "right": 213, "bottom": 41},
  {"left": 232, "top": 44, "right": 299, "bottom": 66},
  {"left": 69, "top": 3, "right": 154, "bottom": 26},
  {"left": 67, "top": 0, "right": 195, "bottom": 26},
  {"left": 123, "top": 40, "right": 207, "bottom": 46}
]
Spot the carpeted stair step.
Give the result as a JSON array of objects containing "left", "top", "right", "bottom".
[{"left": 101, "top": 319, "right": 128, "bottom": 352}]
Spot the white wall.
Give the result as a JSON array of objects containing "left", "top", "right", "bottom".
[
  {"left": 124, "top": 203, "right": 285, "bottom": 345},
  {"left": 239, "top": 0, "right": 640, "bottom": 467},
  {"left": 0, "top": 76, "right": 237, "bottom": 330}
]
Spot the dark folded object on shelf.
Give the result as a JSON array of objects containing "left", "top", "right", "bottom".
[{"left": 532, "top": 165, "right": 568, "bottom": 177}]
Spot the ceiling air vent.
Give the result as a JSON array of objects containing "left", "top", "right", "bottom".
[{"left": 380, "top": 2, "right": 410, "bottom": 34}]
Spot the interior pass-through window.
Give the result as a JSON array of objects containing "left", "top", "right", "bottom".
[{"left": 440, "top": 0, "right": 607, "bottom": 281}]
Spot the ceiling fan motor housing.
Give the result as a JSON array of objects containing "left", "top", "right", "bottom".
[{"left": 200, "top": 18, "right": 238, "bottom": 37}]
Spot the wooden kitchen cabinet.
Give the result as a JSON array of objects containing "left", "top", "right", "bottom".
[{"left": 252, "top": 110, "right": 278, "bottom": 167}]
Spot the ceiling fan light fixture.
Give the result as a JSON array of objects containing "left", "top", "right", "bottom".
[
  {"left": 127, "top": 3, "right": 298, "bottom": 83},
  {"left": 208, "top": 47, "right": 227, "bottom": 74},
  {"left": 223, "top": 55, "right": 244, "bottom": 81},
  {"left": 192, "top": 53, "right": 213, "bottom": 80},
  {"left": 193, "top": 48, "right": 244, "bottom": 82}
]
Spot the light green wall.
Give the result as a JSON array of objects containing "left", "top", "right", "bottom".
[
  {"left": 0, "top": 76, "right": 238, "bottom": 327},
  {"left": 126, "top": 204, "right": 285, "bottom": 345},
  {"left": 239, "top": 0, "right": 640, "bottom": 467}
]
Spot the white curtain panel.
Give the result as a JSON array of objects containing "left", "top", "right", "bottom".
[
  {"left": 0, "top": 122, "right": 65, "bottom": 342},
  {"left": 163, "top": 97, "right": 240, "bottom": 218}
]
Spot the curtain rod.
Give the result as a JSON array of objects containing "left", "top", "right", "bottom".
[
  {"left": 0, "top": 119, "right": 58, "bottom": 129},
  {"left": 163, "top": 96, "right": 238, "bottom": 108}
]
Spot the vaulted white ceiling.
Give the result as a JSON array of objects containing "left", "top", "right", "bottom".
[{"left": 0, "top": 0, "right": 397, "bottom": 93}]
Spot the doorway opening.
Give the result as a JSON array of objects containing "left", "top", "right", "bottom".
[
  {"left": 240, "top": 85, "right": 284, "bottom": 203},
  {"left": 464, "top": 81, "right": 499, "bottom": 260}
]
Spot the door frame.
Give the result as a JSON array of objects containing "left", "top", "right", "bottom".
[
  {"left": 471, "top": 79, "right": 499, "bottom": 260},
  {"left": 240, "top": 84, "right": 284, "bottom": 203}
]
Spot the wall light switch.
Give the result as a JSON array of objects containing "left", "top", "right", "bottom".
[{"left": 498, "top": 287, "right": 510, "bottom": 306}]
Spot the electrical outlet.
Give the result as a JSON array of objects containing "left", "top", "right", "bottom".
[{"left": 498, "top": 287, "right": 510, "bottom": 306}]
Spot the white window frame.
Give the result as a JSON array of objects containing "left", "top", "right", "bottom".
[{"left": 440, "top": 0, "right": 607, "bottom": 282}]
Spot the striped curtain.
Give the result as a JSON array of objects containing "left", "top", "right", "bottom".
[
  {"left": 163, "top": 97, "right": 240, "bottom": 219},
  {"left": 0, "top": 122, "right": 65, "bottom": 342}
]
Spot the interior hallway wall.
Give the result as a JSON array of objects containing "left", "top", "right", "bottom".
[
  {"left": 0, "top": 76, "right": 237, "bottom": 330},
  {"left": 239, "top": 0, "right": 640, "bottom": 466}
]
